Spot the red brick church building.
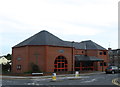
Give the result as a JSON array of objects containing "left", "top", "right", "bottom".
[{"left": 12, "top": 30, "right": 109, "bottom": 73}]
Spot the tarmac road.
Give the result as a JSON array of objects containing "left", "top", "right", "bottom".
[{"left": 1, "top": 72, "right": 120, "bottom": 87}]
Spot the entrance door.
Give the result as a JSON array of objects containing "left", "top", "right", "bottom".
[
  {"left": 82, "top": 61, "right": 94, "bottom": 70},
  {"left": 54, "top": 56, "right": 68, "bottom": 72}
]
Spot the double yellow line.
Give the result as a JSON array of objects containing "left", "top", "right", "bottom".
[{"left": 112, "top": 78, "right": 120, "bottom": 86}]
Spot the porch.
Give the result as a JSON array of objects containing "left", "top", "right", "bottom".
[{"left": 75, "top": 55, "right": 104, "bottom": 71}]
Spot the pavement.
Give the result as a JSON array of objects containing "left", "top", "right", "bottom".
[{"left": 1, "top": 71, "right": 105, "bottom": 79}]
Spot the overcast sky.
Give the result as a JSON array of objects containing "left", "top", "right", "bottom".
[{"left": 0, "top": 0, "right": 119, "bottom": 56}]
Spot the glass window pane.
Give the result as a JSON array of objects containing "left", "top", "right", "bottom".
[
  {"left": 62, "top": 63, "right": 64, "bottom": 67},
  {"left": 54, "top": 56, "right": 68, "bottom": 72},
  {"left": 58, "top": 63, "right": 61, "bottom": 68}
]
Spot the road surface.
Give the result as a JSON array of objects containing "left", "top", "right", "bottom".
[{"left": 1, "top": 73, "right": 120, "bottom": 86}]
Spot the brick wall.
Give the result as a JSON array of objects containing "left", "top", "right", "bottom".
[
  {"left": 46, "top": 46, "right": 73, "bottom": 72},
  {"left": 12, "top": 45, "right": 109, "bottom": 73},
  {"left": 12, "top": 46, "right": 29, "bottom": 73}
]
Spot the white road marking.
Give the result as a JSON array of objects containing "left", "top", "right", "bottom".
[
  {"left": 112, "top": 78, "right": 120, "bottom": 86},
  {"left": 81, "top": 79, "right": 96, "bottom": 83},
  {"left": 27, "top": 82, "right": 43, "bottom": 85}
]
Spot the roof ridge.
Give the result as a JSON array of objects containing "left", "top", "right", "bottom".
[
  {"left": 79, "top": 40, "right": 106, "bottom": 50},
  {"left": 89, "top": 40, "right": 98, "bottom": 49},
  {"left": 14, "top": 33, "right": 37, "bottom": 47},
  {"left": 27, "top": 32, "right": 40, "bottom": 45},
  {"left": 91, "top": 40, "right": 106, "bottom": 50},
  {"left": 81, "top": 40, "right": 92, "bottom": 42}
]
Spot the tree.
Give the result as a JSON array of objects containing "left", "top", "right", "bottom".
[
  {"left": 4, "top": 54, "right": 12, "bottom": 60},
  {"left": 1, "top": 54, "right": 12, "bottom": 73},
  {"left": 2, "top": 63, "right": 11, "bottom": 73}
]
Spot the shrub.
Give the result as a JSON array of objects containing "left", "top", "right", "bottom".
[{"left": 30, "top": 63, "right": 42, "bottom": 73}]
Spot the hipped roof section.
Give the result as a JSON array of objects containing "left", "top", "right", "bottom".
[{"left": 13, "top": 30, "right": 106, "bottom": 50}]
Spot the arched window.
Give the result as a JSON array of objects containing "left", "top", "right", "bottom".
[{"left": 54, "top": 56, "right": 68, "bottom": 72}]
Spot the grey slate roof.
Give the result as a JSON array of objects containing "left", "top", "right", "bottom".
[
  {"left": 14, "top": 30, "right": 72, "bottom": 47},
  {"left": 80, "top": 40, "right": 106, "bottom": 50},
  {"left": 73, "top": 42, "right": 85, "bottom": 49},
  {"left": 75, "top": 55, "right": 104, "bottom": 61},
  {"left": 13, "top": 30, "right": 106, "bottom": 50}
]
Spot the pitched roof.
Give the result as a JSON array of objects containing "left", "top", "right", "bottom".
[
  {"left": 80, "top": 40, "right": 106, "bottom": 50},
  {"left": 13, "top": 30, "right": 106, "bottom": 50},
  {"left": 14, "top": 30, "right": 72, "bottom": 47},
  {"left": 75, "top": 55, "right": 104, "bottom": 61},
  {"left": 73, "top": 42, "right": 85, "bottom": 49}
]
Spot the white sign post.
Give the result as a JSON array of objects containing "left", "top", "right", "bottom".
[
  {"left": 52, "top": 73, "right": 56, "bottom": 81},
  {"left": 75, "top": 71, "right": 79, "bottom": 77}
]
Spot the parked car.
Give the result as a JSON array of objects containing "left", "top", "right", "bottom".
[{"left": 105, "top": 66, "right": 120, "bottom": 74}]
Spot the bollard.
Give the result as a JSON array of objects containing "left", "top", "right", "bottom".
[
  {"left": 75, "top": 71, "right": 79, "bottom": 77},
  {"left": 52, "top": 73, "right": 56, "bottom": 81}
]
